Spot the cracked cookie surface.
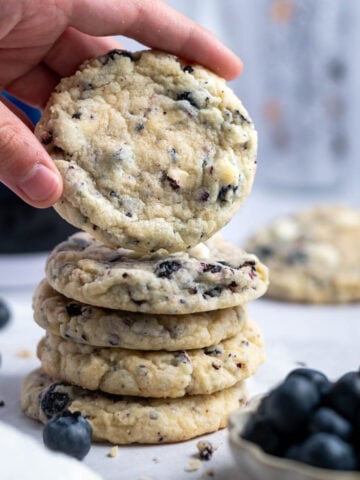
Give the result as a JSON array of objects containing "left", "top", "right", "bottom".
[
  {"left": 35, "top": 49, "right": 257, "bottom": 254},
  {"left": 21, "top": 368, "right": 247, "bottom": 444},
  {"left": 245, "top": 205, "right": 360, "bottom": 303},
  {"left": 37, "top": 319, "right": 264, "bottom": 398},
  {"left": 33, "top": 279, "right": 247, "bottom": 350},
  {"left": 45, "top": 232, "right": 268, "bottom": 314}
]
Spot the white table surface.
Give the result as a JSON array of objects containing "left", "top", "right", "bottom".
[{"left": 1, "top": 186, "right": 360, "bottom": 480}]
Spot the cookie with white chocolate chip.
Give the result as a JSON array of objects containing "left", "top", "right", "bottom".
[
  {"left": 33, "top": 279, "right": 247, "bottom": 351},
  {"left": 45, "top": 232, "right": 269, "bottom": 314},
  {"left": 245, "top": 205, "right": 360, "bottom": 303},
  {"left": 37, "top": 318, "right": 264, "bottom": 398},
  {"left": 22, "top": 368, "right": 248, "bottom": 444},
  {"left": 35, "top": 49, "right": 257, "bottom": 254}
]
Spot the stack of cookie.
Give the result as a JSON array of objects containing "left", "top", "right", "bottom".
[{"left": 21, "top": 49, "right": 269, "bottom": 444}]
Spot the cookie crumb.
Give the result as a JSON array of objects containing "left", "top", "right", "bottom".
[
  {"left": 197, "top": 440, "right": 215, "bottom": 461},
  {"left": 152, "top": 456, "right": 160, "bottom": 463},
  {"left": 107, "top": 445, "right": 119, "bottom": 458},
  {"left": 202, "top": 469, "right": 215, "bottom": 478},
  {"left": 0, "top": 400, "right": 5, "bottom": 407},
  {"left": 185, "top": 459, "right": 202, "bottom": 472},
  {"left": 16, "top": 349, "right": 33, "bottom": 359}
]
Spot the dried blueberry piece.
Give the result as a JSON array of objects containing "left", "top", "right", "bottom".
[
  {"left": 294, "top": 433, "right": 357, "bottom": 471},
  {"left": 169, "top": 148, "right": 177, "bottom": 161},
  {"left": 171, "top": 351, "right": 190, "bottom": 366},
  {"left": 102, "top": 49, "right": 134, "bottom": 64},
  {"left": 135, "top": 123, "right": 144, "bottom": 132},
  {"left": 204, "top": 286, "right": 223, "bottom": 297},
  {"left": 200, "top": 191, "right": 210, "bottom": 202},
  {"left": 204, "top": 346, "right": 223, "bottom": 356},
  {"left": 176, "top": 91, "right": 198, "bottom": 108},
  {"left": 108, "top": 333, "right": 120, "bottom": 346},
  {"left": 43, "top": 410, "right": 92, "bottom": 460},
  {"left": 40, "top": 384, "right": 71, "bottom": 419},
  {"left": 217, "top": 184, "right": 238, "bottom": 204},
  {"left": 165, "top": 175, "right": 180, "bottom": 190},
  {"left": 41, "top": 131, "right": 53, "bottom": 145},
  {"left": 201, "top": 263, "right": 222, "bottom": 274},
  {"left": 234, "top": 110, "right": 251, "bottom": 124},
  {"left": 154, "top": 260, "right": 182, "bottom": 278},
  {"left": 71, "top": 112, "right": 81, "bottom": 119},
  {"left": 183, "top": 65, "right": 194, "bottom": 74},
  {"left": 218, "top": 261, "right": 232, "bottom": 267},
  {"left": 0, "top": 298, "right": 11, "bottom": 329},
  {"left": 66, "top": 303, "right": 82, "bottom": 317}
]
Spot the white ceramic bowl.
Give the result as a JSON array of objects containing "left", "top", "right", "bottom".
[{"left": 228, "top": 396, "right": 360, "bottom": 480}]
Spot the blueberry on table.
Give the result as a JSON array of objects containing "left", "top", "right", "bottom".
[
  {"left": 43, "top": 410, "right": 92, "bottom": 460},
  {"left": 241, "top": 413, "right": 285, "bottom": 456},
  {"left": 286, "top": 368, "right": 332, "bottom": 396},
  {"left": 326, "top": 371, "right": 360, "bottom": 421},
  {"left": 262, "top": 376, "right": 320, "bottom": 435},
  {"left": 295, "top": 433, "right": 357, "bottom": 471},
  {"left": 308, "top": 407, "right": 352, "bottom": 441},
  {"left": 0, "top": 298, "right": 11, "bottom": 329}
]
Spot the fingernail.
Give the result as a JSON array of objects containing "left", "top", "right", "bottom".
[{"left": 17, "top": 163, "right": 61, "bottom": 203}]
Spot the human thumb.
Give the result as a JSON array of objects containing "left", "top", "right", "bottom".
[{"left": 0, "top": 100, "right": 62, "bottom": 208}]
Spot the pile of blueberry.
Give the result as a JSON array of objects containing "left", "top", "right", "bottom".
[{"left": 242, "top": 368, "right": 360, "bottom": 471}]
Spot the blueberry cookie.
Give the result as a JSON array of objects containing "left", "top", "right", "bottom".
[
  {"left": 33, "top": 279, "right": 247, "bottom": 351},
  {"left": 35, "top": 49, "right": 257, "bottom": 253},
  {"left": 245, "top": 205, "right": 360, "bottom": 303},
  {"left": 45, "top": 233, "right": 268, "bottom": 314},
  {"left": 37, "top": 319, "right": 264, "bottom": 398},
  {"left": 21, "top": 369, "right": 247, "bottom": 444}
]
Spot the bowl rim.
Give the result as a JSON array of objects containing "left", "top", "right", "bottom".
[{"left": 228, "top": 395, "right": 360, "bottom": 480}]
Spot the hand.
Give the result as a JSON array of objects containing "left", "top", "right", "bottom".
[{"left": 0, "top": 0, "right": 242, "bottom": 208}]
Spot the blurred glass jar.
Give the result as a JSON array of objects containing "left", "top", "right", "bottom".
[{"left": 0, "top": 185, "right": 77, "bottom": 254}]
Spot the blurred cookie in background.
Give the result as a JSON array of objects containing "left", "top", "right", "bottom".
[{"left": 244, "top": 205, "right": 360, "bottom": 303}]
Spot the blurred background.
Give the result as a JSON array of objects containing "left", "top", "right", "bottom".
[{"left": 1, "top": 0, "right": 359, "bottom": 284}]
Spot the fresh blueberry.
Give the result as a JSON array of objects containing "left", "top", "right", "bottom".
[
  {"left": 262, "top": 376, "right": 320, "bottom": 435},
  {"left": 43, "top": 410, "right": 92, "bottom": 460},
  {"left": 241, "top": 413, "right": 285, "bottom": 456},
  {"left": 0, "top": 298, "right": 11, "bottom": 329},
  {"left": 284, "top": 444, "right": 301, "bottom": 461},
  {"left": 295, "top": 433, "right": 357, "bottom": 471},
  {"left": 286, "top": 368, "right": 332, "bottom": 396},
  {"left": 326, "top": 371, "right": 360, "bottom": 421},
  {"left": 308, "top": 407, "right": 352, "bottom": 441}
]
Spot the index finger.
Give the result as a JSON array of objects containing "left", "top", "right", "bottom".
[{"left": 64, "top": 0, "right": 243, "bottom": 80}]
